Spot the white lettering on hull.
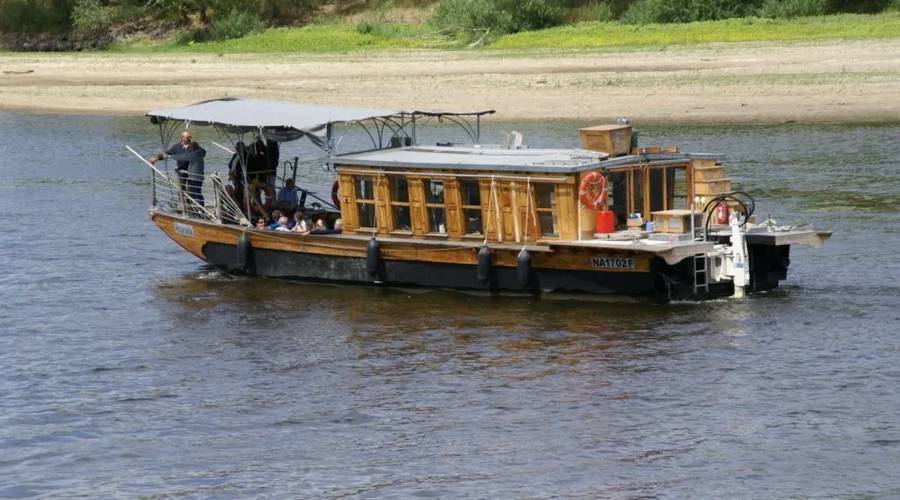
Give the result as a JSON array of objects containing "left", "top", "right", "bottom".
[{"left": 174, "top": 222, "right": 194, "bottom": 237}]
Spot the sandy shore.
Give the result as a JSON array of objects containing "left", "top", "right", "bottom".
[{"left": 1, "top": 39, "right": 899, "bottom": 123}]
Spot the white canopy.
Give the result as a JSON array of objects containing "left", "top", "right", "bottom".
[
  {"left": 147, "top": 97, "right": 496, "bottom": 145},
  {"left": 147, "top": 98, "right": 401, "bottom": 141}
]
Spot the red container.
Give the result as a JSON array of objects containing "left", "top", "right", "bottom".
[{"left": 595, "top": 209, "right": 615, "bottom": 234}]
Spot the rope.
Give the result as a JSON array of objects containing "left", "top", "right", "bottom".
[
  {"left": 491, "top": 176, "right": 503, "bottom": 243},
  {"left": 372, "top": 170, "right": 382, "bottom": 236},
  {"left": 522, "top": 176, "right": 531, "bottom": 249},
  {"left": 483, "top": 176, "right": 493, "bottom": 246}
]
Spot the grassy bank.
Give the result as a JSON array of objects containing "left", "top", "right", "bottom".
[
  {"left": 108, "top": 12, "right": 900, "bottom": 53},
  {"left": 109, "top": 23, "right": 441, "bottom": 53},
  {"left": 493, "top": 12, "right": 900, "bottom": 49}
]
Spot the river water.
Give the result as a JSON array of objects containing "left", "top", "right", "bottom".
[{"left": 0, "top": 113, "right": 898, "bottom": 498}]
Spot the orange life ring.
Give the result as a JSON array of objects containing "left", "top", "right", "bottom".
[
  {"left": 331, "top": 181, "right": 340, "bottom": 209},
  {"left": 579, "top": 171, "right": 609, "bottom": 209}
]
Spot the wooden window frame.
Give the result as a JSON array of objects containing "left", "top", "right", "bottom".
[
  {"left": 388, "top": 175, "right": 412, "bottom": 234},
  {"left": 423, "top": 179, "right": 448, "bottom": 236},
  {"left": 457, "top": 179, "right": 484, "bottom": 238},
  {"left": 533, "top": 183, "right": 559, "bottom": 239},
  {"left": 353, "top": 175, "right": 377, "bottom": 230}
]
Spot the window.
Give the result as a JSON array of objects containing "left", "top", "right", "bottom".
[
  {"left": 629, "top": 169, "right": 644, "bottom": 217},
  {"left": 459, "top": 179, "right": 483, "bottom": 236},
  {"left": 354, "top": 176, "right": 376, "bottom": 228},
  {"left": 389, "top": 176, "right": 411, "bottom": 231},
  {"left": 424, "top": 180, "right": 446, "bottom": 234},
  {"left": 534, "top": 184, "right": 558, "bottom": 237},
  {"left": 671, "top": 167, "right": 687, "bottom": 209}
]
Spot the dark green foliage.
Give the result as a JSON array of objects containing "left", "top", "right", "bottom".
[
  {"left": 432, "top": 0, "right": 513, "bottom": 35},
  {"left": 432, "top": 0, "right": 563, "bottom": 37},
  {"left": 826, "top": 0, "right": 891, "bottom": 13},
  {"left": 758, "top": 0, "right": 828, "bottom": 18},
  {"left": 1, "top": 0, "right": 898, "bottom": 38},
  {"left": 222, "top": 0, "right": 319, "bottom": 24},
  {"left": 177, "top": 8, "right": 263, "bottom": 43},
  {"left": 209, "top": 8, "right": 262, "bottom": 38},
  {"left": 622, "top": 0, "right": 763, "bottom": 24},
  {"left": 620, "top": 0, "right": 894, "bottom": 23},
  {"left": 0, "top": 0, "right": 73, "bottom": 33},
  {"left": 72, "top": 0, "right": 128, "bottom": 32},
  {"left": 503, "top": 0, "right": 565, "bottom": 31}
]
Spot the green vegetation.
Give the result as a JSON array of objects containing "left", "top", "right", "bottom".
[
  {"left": 111, "top": 22, "right": 439, "bottom": 52},
  {"left": 491, "top": 12, "right": 900, "bottom": 50},
  {"left": 432, "top": 0, "right": 565, "bottom": 43},
  {"left": 2, "top": 0, "right": 900, "bottom": 51},
  {"left": 0, "top": 0, "right": 72, "bottom": 33},
  {"left": 105, "top": 11, "right": 900, "bottom": 53}
]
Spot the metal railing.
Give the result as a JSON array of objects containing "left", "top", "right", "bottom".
[{"left": 127, "top": 145, "right": 249, "bottom": 227}]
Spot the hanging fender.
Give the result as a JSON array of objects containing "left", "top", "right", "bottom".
[
  {"left": 516, "top": 248, "right": 532, "bottom": 288},
  {"left": 579, "top": 171, "right": 609, "bottom": 210},
  {"left": 476, "top": 244, "right": 492, "bottom": 285},
  {"left": 366, "top": 236, "right": 380, "bottom": 278},
  {"left": 236, "top": 231, "right": 251, "bottom": 273}
]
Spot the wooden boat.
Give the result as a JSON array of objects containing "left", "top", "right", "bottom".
[{"left": 133, "top": 98, "right": 829, "bottom": 301}]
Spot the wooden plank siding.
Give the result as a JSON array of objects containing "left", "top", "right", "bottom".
[
  {"left": 152, "top": 210, "right": 652, "bottom": 273},
  {"left": 336, "top": 161, "right": 694, "bottom": 242},
  {"left": 336, "top": 166, "right": 576, "bottom": 244}
]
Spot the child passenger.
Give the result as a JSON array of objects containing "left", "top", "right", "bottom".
[
  {"left": 292, "top": 218, "right": 310, "bottom": 235},
  {"left": 274, "top": 216, "right": 291, "bottom": 231}
]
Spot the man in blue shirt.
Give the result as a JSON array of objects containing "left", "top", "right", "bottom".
[{"left": 276, "top": 178, "right": 301, "bottom": 213}]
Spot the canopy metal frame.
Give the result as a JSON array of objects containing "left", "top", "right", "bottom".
[{"left": 148, "top": 99, "right": 495, "bottom": 223}]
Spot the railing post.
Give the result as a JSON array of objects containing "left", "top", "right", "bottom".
[
  {"left": 214, "top": 175, "right": 223, "bottom": 223},
  {"left": 150, "top": 170, "right": 156, "bottom": 207}
]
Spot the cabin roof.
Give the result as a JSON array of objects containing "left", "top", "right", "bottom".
[
  {"left": 333, "top": 145, "right": 613, "bottom": 173},
  {"left": 333, "top": 146, "right": 718, "bottom": 174}
]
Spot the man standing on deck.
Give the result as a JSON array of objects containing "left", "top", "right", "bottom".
[
  {"left": 151, "top": 130, "right": 206, "bottom": 208},
  {"left": 157, "top": 130, "right": 193, "bottom": 193}
]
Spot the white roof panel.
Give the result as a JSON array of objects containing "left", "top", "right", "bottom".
[
  {"left": 334, "top": 145, "right": 610, "bottom": 173},
  {"left": 147, "top": 98, "right": 399, "bottom": 134}
]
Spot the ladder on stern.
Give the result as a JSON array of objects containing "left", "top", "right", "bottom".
[{"left": 693, "top": 254, "right": 709, "bottom": 295}]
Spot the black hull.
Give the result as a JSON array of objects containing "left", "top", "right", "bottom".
[{"left": 202, "top": 242, "right": 740, "bottom": 301}]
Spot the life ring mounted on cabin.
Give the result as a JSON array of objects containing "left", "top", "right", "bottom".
[
  {"left": 331, "top": 181, "right": 340, "bottom": 209},
  {"left": 579, "top": 171, "right": 609, "bottom": 210}
]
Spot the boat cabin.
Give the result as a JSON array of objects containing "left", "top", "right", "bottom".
[{"left": 332, "top": 137, "right": 713, "bottom": 243}]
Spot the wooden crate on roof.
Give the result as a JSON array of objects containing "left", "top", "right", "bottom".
[{"left": 579, "top": 124, "right": 632, "bottom": 156}]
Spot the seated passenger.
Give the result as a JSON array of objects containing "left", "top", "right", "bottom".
[
  {"left": 292, "top": 218, "right": 310, "bottom": 235},
  {"left": 255, "top": 218, "right": 266, "bottom": 229},
  {"left": 267, "top": 210, "right": 283, "bottom": 230},
  {"left": 274, "top": 216, "right": 291, "bottom": 231},
  {"left": 310, "top": 218, "right": 341, "bottom": 235},
  {"left": 290, "top": 210, "right": 304, "bottom": 230},
  {"left": 276, "top": 178, "right": 301, "bottom": 213}
]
